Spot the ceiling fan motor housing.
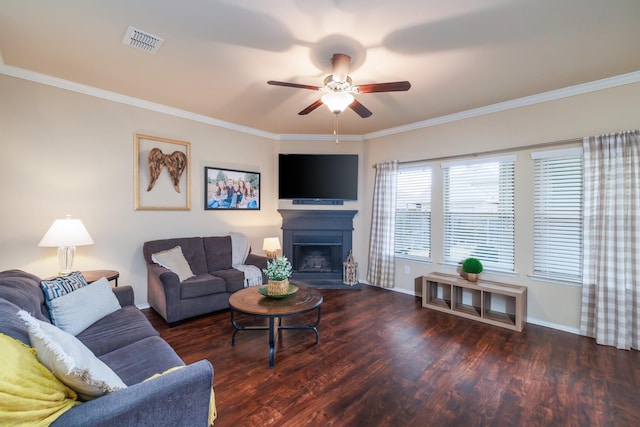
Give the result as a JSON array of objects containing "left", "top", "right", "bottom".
[{"left": 323, "top": 76, "right": 353, "bottom": 93}]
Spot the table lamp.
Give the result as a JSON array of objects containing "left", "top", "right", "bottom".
[
  {"left": 38, "top": 214, "right": 94, "bottom": 275},
  {"left": 262, "top": 237, "right": 281, "bottom": 260}
]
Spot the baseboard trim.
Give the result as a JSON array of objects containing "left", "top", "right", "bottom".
[
  {"left": 386, "top": 286, "right": 416, "bottom": 296},
  {"left": 525, "top": 317, "right": 580, "bottom": 335}
]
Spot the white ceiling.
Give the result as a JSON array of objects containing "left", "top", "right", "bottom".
[{"left": 1, "top": 0, "right": 639, "bottom": 137}]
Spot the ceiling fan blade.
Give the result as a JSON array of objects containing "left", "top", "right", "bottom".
[
  {"left": 331, "top": 53, "right": 351, "bottom": 83},
  {"left": 267, "top": 80, "right": 320, "bottom": 91},
  {"left": 356, "top": 81, "right": 412, "bottom": 93},
  {"left": 298, "top": 99, "right": 324, "bottom": 115},
  {"left": 349, "top": 99, "right": 373, "bottom": 118}
]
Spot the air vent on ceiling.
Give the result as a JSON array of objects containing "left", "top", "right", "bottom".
[{"left": 122, "top": 26, "right": 164, "bottom": 54}]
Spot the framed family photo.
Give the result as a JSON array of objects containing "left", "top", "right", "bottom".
[
  {"left": 204, "top": 167, "right": 260, "bottom": 210},
  {"left": 134, "top": 134, "right": 191, "bottom": 211}
]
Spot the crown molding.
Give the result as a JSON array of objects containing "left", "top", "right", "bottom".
[
  {"left": 364, "top": 71, "right": 640, "bottom": 140},
  {"left": 0, "top": 62, "right": 277, "bottom": 140},
  {"left": 278, "top": 133, "right": 363, "bottom": 142},
  {"left": 2, "top": 59, "right": 638, "bottom": 142}
]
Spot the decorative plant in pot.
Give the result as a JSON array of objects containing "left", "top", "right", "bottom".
[
  {"left": 461, "top": 257, "right": 483, "bottom": 282},
  {"left": 262, "top": 256, "right": 293, "bottom": 296}
]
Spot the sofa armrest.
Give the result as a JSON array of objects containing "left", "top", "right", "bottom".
[
  {"left": 246, "top": 253, "right": 268, "bottom": 270},
  {"left": 246, "top": 253, "right": 268, "bottom": 283},
  {"left": 112, "top": 286, "right": 134, "bottom": 306},
  {"left": 51, "top": 359, "right": 214, "bottom": 427},
  {"left": 146, "top": 263, "right": 182, "bottom": 323}
]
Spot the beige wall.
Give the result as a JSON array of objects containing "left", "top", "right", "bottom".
[
  {"left": 0, "top": 74, "right": 281, "bottom": 304},
  {"left": 362, "top": 82, "right": 640, "bottom": 332},
  {"left": 2, "top": 71, "right": 638, "bottom": 332}
]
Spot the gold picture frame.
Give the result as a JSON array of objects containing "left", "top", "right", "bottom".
[{"left": 134, "top": 133, "right": 191, "bottom": 210}]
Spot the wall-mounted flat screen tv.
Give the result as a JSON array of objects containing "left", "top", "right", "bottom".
[{"left": 278, "top": 154, "right": 358, "bottom": 201}]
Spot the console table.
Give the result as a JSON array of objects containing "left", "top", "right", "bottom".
[{"left": 422, "top": 272, "right": 527, "bottom": 332}]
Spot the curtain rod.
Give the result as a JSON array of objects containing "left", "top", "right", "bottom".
[{"left": 373, "top": 136, "right": 582, "bottom": 167}]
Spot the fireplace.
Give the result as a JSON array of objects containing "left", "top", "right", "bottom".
[
  {"left": 279, "top": 210, "right": 358, "bottom": 282},
  {"left": 294, "top": 244, "right": 341, "bottom": 273}
]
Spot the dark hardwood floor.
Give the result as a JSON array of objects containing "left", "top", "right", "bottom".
[{"left": 144, "top": 285, "right": 640, "bottom": 427}]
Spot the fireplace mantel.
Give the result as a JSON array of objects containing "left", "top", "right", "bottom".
[{"left": 278, "top": 210, "right": 358, "bottom": 282}]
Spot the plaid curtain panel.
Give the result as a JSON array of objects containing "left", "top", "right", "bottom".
[
  {"left": 367, "top": 161, "right": 398, "bottom": 287},
  {"left": 580, "top": 130, "right": 640, "bottom": 350}
]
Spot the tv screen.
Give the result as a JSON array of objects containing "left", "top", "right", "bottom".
[{"left": 279, "top": 154, "right": 358, "bottom": 201}]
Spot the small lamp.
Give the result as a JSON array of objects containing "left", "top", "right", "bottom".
[
  {"left": 263, "top": 237, "right": 281, "bottom": 260},
  {"left": 38, "top": 214, "right": 94, "bottom": 275}
]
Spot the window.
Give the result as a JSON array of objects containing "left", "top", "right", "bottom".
[
  {"left": 443, "top": 156, "right": 515, "bottom": 272},
  {"left": 395, "top": 165, "right": 431, "bottom": 260},
  {"left": 532, "top": 148, "right": 583, "bottom": 283}
]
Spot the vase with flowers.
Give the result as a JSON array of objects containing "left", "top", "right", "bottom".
[{"left": 262, "top": 256, "right": 293, "bottom": 296}]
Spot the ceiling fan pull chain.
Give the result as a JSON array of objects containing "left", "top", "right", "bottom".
[{"left": 334, "top": 113, "right": 339, "bottom": 144}]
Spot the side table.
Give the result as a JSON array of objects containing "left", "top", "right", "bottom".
[
  {"left": 44, "top": 270, "right": 120, "bottom": 287},
  {"left": 82, "top": 270, "right": 120, "bottom": 287}
]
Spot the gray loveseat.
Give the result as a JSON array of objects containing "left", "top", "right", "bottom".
[
  {"left": 0, "top": 269, "right": 214, "bottom": 427},
  {"left": 143, "top": 235, "right": 268, "bottom": 325}
]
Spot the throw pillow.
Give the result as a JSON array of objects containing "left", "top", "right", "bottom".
[
  {"left": 151, "top": 246, "right": 195, "bottom": 282},
  {"left": 0, "top": 333, "right": 79, "bottom": 426},
  {"left": 40, "top": 271, "right": 88, "bottom": 301},
  {"left": 46, "top": 277, "right": 121, "bottom": 336},
  {"left": 17, "top": 310, "right": 127, "bottom": 401}
]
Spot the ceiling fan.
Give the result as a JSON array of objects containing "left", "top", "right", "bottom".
[{"left": 267, "top": 53, "right": 411, "bottom": 118}]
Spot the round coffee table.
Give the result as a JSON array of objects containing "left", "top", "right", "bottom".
[{"left": 229, "top": 284, "right": 323, "bottom": 368}]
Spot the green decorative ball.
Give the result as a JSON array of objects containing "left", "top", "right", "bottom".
[{"left": 462, "top": 257, "right": 483, "bottom": 274}]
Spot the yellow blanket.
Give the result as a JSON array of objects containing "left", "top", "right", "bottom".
[{"left": 0, "top": 333, "right": 79, "bottom": 426}]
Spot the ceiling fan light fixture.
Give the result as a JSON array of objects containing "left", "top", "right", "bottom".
[{"left": 321, "top": 92, "right": 354, "bottom": 114}]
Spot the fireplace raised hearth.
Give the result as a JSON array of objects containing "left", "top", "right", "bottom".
[{"left": 279, "top": 210, "right": 357, "bottom": 283}]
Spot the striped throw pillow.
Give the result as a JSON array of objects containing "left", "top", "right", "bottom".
[{"left": 40, "top": 271, "right": 89, "bottom": 301}]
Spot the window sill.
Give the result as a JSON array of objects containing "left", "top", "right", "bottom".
[
  {"left": 528, "top": 274, "right": 581, "bottom": 287},
  {"left": 438, "top": 261, "right": 518, "bottom": 278},
  {"left": 394, "top": 255, "right": 432, "bottom": 264}
]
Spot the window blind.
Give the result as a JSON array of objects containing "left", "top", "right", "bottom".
[
  {"left": 532, "top": 148, "right": 583, "bottom": 282},
  {"left": 395, "top": 166, "right": 431, "bottom": 260},
  {"left": 443, "top": 156, "right": 515, "bottom": 271}
]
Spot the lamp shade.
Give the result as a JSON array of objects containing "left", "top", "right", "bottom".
[
  {"left": 38, "top": 215, "right": 94, "bottom": 247},
  {"left": 262, "top": 237, "right": 281, "bottom": 252},
  {"left": 321, "top": 92, "right": 354, "bottom": 114}
]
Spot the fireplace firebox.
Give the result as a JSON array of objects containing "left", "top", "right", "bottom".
[
  {"left": 279, "top": 210, "right": 358, "bottom": 283},
  {"left": 294, "top": 244, "right": 341, "bottom": 273}
]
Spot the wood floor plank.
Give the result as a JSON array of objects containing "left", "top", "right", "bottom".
[{"left": 144, "top": 284, "right": 640, "bottom": 427}]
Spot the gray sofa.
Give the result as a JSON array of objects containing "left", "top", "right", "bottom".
[
  {"left": 143, "top": 235, "right": 268, "bottom": 325},
  {"left": 0, "top": 269, "right": 214, "bottom": 427}
]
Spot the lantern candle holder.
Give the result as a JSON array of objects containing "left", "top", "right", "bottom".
[{"left": 342, "top": 250, "right": 358, "bottom": 286}]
